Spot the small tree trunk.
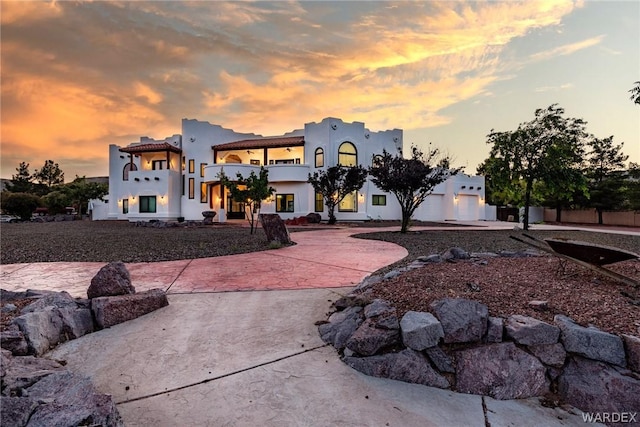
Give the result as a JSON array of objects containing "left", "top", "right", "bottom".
[
  {"left": 400, "top": 213, "right": 411, "bottom": 233},
  {"left": 555, "top": 203, "right": 562, "bottom": 223},
  {"left": 597, "top": 208, "right": 604, "bottom": 225},
  {"left": 523, "top": 179, "right": 533, "bottom": 231},
  {"left": 327, "top": 202, "right": 337, "bottom": 225}
]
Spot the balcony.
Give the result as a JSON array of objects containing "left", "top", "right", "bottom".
[{"left": 204, "top": 163, "right": 310, "bottom": 183}]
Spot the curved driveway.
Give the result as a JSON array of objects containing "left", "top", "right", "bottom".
[{"left": 0, "top": 228, "right": 407, "bottom": 297}]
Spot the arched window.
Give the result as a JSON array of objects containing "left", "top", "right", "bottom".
[
  {"left": 123, "top": 163, "right": 137, "bottom": 181},
  {"left": 315, "top": 148, "right": 324, "bottom": 168},
  {"left": 225, "top": 154, "right": 242, "bottom": 164},
  {"left": 338, "top": 142, "right": 357, "bottom": 167},
  {"left": 372, "top": 154, "right": 384, "bottom": 167}
]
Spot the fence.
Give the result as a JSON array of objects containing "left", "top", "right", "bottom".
[{"left": 543, "top": 208, "right": 640, "bottom": 227}]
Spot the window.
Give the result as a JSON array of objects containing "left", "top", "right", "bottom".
[
  {"left": 122, "top": 199, "right": 129, "bottom": 214},
  {"left": 200, "top": 163, "right": 207, "bottom": 177},
  {"left": 140, "top": 196, "right": 156, "bottom": 213},
  {"left": 338, "top": 142, "right": 357, "bottom": 166},
  {"left": 315, "top": 192, "right": 323, "bottom": 212},
  {"left": 181, "top": 175, "right": 185, "bottom": 196},
  {"left": 250, "top": 159, "right": 260, "bottom": 165},
  {"left": 182, "top": 156, "right": 186, "bottom": 171},
  {"left": 276, "top": 194, "right": 295, "bottom": 212},
  {"left": 123, "top": 163, "right": 137, "bottom": 181},
  {"left": 188, "top": 159, "right": 195, "bottom": 173},
  {"left": 372, "top": 195, "right": 386, "bottom": 206},
  {"left": 200, "top": 182, "right": 207, "bottom": 203},
  {"left": 339, "top": 191, "right": 358, "bottom": 212},
  {"left": 189, "top": 178, "right": 195, "bottom": 199},
  {"left": 275, "top": 159, "right": 294, "bottom": 164},
  {"left": 152, "top": 160, "right": 166, "bottom": 170},
  {"left": 315, "top": 148, "right": 324, "bottom": 168}
]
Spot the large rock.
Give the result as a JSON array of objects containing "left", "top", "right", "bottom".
[
  {"left": 505, "top": 315, "right": 560, "bottom": 346},
  {"left": 527, "top": 343, "right": 566, "bottom": 368},
  {"left": 430, "top": 298, "right": 488, "bottom": 343},
  {"left": 345, "top": 318, "right": 400, "bottom": 356},
  {"left": 555, "top": 315, "right": 626, "bottom": 367},
  {"left": 400, "top": 311, "right": 444, "bottom": 350},
  {"left": 364, "top": 299, "right": 395, "bottom": 318},
  {"left": 91, "top": 288, "right": 169, "bottom": 329},
  {"left": 318, "top": 306, "right": 364, "bottom": 350},
  {"left": 87, "top": 261, "right": 135, "bottom": 299},
  {"left": 20, "top": 291, "right": 77, "bottom": 313},
  {"left": 558, "top": 356, "right": 640, "bottom": 415},
  {"left": 57, "top": 307, "right": 94, "bottom": 340},
  {"left": 456, "top": 342, "right": 549, "bottom": 399},
  {"left": 23, "top": 371, "right": 124, "bottom": 426},
  {"left": 1, "top": 352, "right": 65, "bottom": 396},
  {"left": 259, "top": 214, "right": 291, "bottom": 244},
  {"left": 425, "top": 346, "right": 455, "bottom": 373},
  {"left": 622, "top": 334, "right": 640, "bottom": 373},
  {"left": 441, "top": 247, "right": 470, "bottom": 260},
  {"left": 306, "top": 212, "right": 321, "bottom": 224},
  {"left": 344, "top": 349, "right": 449, "bottom": 389},
  {"left": 13, "top": 307, "right": 64, "bottom": 356},
  {"left": 0, "top": 396, "right": 38, "bottom": 427}
]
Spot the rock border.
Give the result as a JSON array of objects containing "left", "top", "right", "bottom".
[{"left": 319, "top": 247, "right": 640, "bottom": 418}]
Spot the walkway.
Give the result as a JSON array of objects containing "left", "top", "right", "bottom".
[{"left": 1, "top": 223, "right": 613, "bottom": 426}]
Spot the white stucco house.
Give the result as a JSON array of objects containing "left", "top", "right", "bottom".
[{"left": 98, "top": 117, "right": 488, "bottom": 223}]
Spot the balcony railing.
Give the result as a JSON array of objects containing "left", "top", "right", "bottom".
[{"left": 204, "top": 163, "right": 310, "bottom": 183}]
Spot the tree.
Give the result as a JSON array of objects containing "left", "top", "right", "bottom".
[
  {"left": 307, "top": 165, "right": 367, "bottom": 225},
  {"left": 630, "top": 81, "right": 640, "bottom": 105},
  {"left": 5, "top": 162, "right": 34, "bottom": 193},
  {"left": 33, "top": 160, "right": 64, "bottom": 189},
  {"left": 42, "top": 190, "right": 72, "bottom": 215},
  {"left": 624, "top": 163, "right": 640, "bottom": 211},
  {"left": 584, "top": 136, "right": 628, "bottom": 224},
  {"left": 484, "top": 104, "right": 588, "bottom": 230},
  {"left": 64, "top": 176, "right": 109, "bottom": 219},
  {"left": 369, "top": 146, "right": 460, "bottom": 233},
  {"left": 219, "top": 167, "right": 275, "bottom": 234},
  {"left": 0, "top": 192, "right": 41, "bottom": 220}
]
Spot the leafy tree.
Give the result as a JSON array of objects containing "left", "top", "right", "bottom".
[
  {"left": 219, "top": 167, "right": 275, "bottom": 234},
  {"left": 42, "top": 190, "right": 72, "bottom": 215},
  {"left": 584, "top": 136, "right": 628, "bottom": 224},
  {"left": 33, "top": 160, "right": 64, "bottom": 189},
  {"left": 630, "top": 81, "right": 640, "bottom": 105},
  {"left": 64, "top": 176, "right": 109, "bottom": 218},
  {"left": 307, "top": 165, "right": 367, "bottom": 225},
  {"left": 0, "top": 192, "right": 41, "bottom": 220},
  {"left": 484, "top": 104, "right": 587, "bottom": 230},
  {"left": 369, "top": 146, "right": 460, "bottom": 233},
  {"left": 6, "top": 162, "right": 34, "bottom": 193},
  {"left": 625, "top": 163, "right": 640, "bottom": 210}
]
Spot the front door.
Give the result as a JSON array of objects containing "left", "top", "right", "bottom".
[{"left": 227, "top": 196, "right": 245, "bottom": 219}]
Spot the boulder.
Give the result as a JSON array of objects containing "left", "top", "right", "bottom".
[
  {"left": 430, "top": 298, "right": 488, "bottom": 343},
  {"left": 13, "top": 307, "right": 64, "bottom": 356},
  {"left": 345, "top": 318, "right": 400, "bottom": 356},
  {"left": 555, "top": 315, "right": 626, "bottom": 367},
  {"left": 504, "top": 315, "right": 560, "bottom": 346},
  {"left": 19, "top": 291, "right": 77, "bottom": 314},
  {"left": 527, "top": 300, "right": 549, "bottom": 312},
  {"left": 527, "top": 343, "right": 567, "bottom": 368},
  {"left": 57, "top": 307, "right": 94, "bottom": 340},
  {"left": 344, "top": 349, "right": 449, "bottom": 389},
  {"left": 622, "top": 334, "right": 640, "bottom": 373},
  {"left": 0, "top": 396, "right": 38, "bottom": 427},
  {"left": 441, "top": 247, "right": 470, "bottom": 260},
  {"left": 416, "top": 254, "right": 443, "bottom": 263},
  {"left": 306, "top": 213, "right": 321, "bottom": 224},
  {"left": 87, "top": 262, "right": 135, "bottom": 299},
  {"left": 23, "top": 371, "right": 124, "bottom": 426},
  {"left": 485, "top": 316, "right": 504, "bottom": 343},
  {"left": 1, "top": 352, "right": 65, "bottom": 396},
  {"left": 91, "top": 288, "right": 169, "bottom": 329},
  {"left": 400, "top": 311, "right": 444, "bottom": 350},
  {"left": 558, "top": 356, "right": 640, "bottom": 415},
  {"left": 364, "top": 299, "right": 395, "bottom": 318},
  {"left": 456, "top": 342, "right": 549, "bottom": 400},
  {"left": 259, "top": 214, "right": 291, "bottom": 244},
  {"left": 318, "top": 306, "right": 364, "bottom": 350},
  {"left": 424, "top": 346, "right": 455, "bottom": 373}
]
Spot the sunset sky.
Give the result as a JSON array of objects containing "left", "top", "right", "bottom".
[{"left": 1, "top": 0, "right": 638, "bottom": 180}]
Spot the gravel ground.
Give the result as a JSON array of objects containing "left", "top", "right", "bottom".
[{"left": 355, "top": 229, "right": 640, "bottom": 274}]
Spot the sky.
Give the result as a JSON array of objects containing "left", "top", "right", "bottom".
[{"left": 1, "top": 0, "right": 638, "bottom": 180}]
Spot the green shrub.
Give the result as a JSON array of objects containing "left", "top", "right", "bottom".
[{"left": 1, "top": 192, "right": 42, "bottom": 220}]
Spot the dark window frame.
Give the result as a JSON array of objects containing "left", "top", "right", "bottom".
[
  {"left": 200, "top": 182, "right": 207, "bottom": 203},
  {"left": 200, "top": 163, "right": 207, "bottom": 177},
  {"left": 188, "top": 159, "right": 195, "bottom": 174},
  {"left": 338, "top": 142, "right": 357, "bottom": 167},
  {"left": 338, "top": 191, "right": 358, "bottom": 212},
  {"left": 123, "top": 163, "right": 137, "bottom": 181},
  {"left": 139, "top": 196, "right": 157, "bottom": 213},
  {"left": 276, "top": 193, "right": 295, "bottom": 213},
  {"left": 188, "top": 178, "right": 195, "bottom": 199},
  {"left": 315, "top": 148, "right": 324, "bottom": 168},
  {"left": 314, "top": 192, "right": 323, "bottom": 212},
  {"left": 122, "top": 199, "right": 129, "bottom": 214},
  {"left": 372, "top": 194, "right": 387, "bottom": 206}
]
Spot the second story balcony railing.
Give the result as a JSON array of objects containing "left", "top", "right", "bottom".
[{"left": 204, "top": 163, "right": 310, "bottom": 183}]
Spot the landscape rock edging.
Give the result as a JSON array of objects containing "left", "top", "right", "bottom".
[{"left": 320, "top": 248, "right": 640, "bottom": 420}]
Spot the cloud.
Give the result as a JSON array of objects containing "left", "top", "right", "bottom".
[
  {"left": 1, "top": 0, "right": 586, "bottom": 178},
  {"left": 529, "top": 35, "right": 605, "bottom": 62}
]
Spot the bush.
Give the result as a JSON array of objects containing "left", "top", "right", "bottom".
[{"left": 1, "top": 192, "right": 42, "bottom": 220}]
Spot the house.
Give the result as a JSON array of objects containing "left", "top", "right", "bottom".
[{"left": 100, "top": 117, "right": 488, "bottom": 222}]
